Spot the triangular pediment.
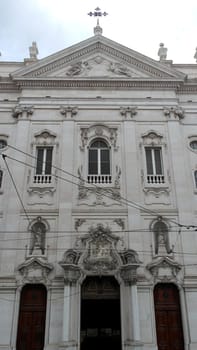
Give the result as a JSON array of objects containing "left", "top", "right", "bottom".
[{"left": 11, "top": 35, "right": 185, "bottom": 82}]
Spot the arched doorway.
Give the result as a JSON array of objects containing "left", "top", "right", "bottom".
[
  {"left": 80, "top": 276, "right": 121, "bottom": 350},
  {"left": 16, "top": 284, "right": 47, "bottom": 350},
  {"left": 154, "top": 283, "right": 184, "bottom": 350}
]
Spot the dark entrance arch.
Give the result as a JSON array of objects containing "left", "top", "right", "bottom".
[
  {"left": 16, "top": 284, "right": 47, "bottom": 350},
  {"left": 154, "top": 283, "right": 184, "bottom": 350},
  {"left": 80, "top": 276, "right": 121, "bottom": 350}
]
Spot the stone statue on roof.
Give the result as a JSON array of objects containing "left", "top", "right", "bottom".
[
  {"left": 29, "top": 41, "right": 39, "bottom": 60},
  {"left": 194, "top": 47, "right": 197, "bottom": 63},
  {"left": 158, "top": 43, "right": 167, "bottom": 61}
]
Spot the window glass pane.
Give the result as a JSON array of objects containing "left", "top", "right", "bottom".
[
  {"left": 36, "top": 148, "right": 44, "bottom": 174},
  {"left": 0, "top": 170, "right": 3, "bottom": 188},
  {"left": 45, "top": 147, "right": 53, "bottom": 174},
  {"left": 154, "top": 148, "right": 162, "bottom": 174},
  {"left": 190, "top": 141, "right": 197, "bottom": 150},
  {"left": 90, "top": 139, "right": 108, "bottom": 148},
  {"left": 0, "top": 140, "right": 7, "bottom": 149},
  {"left": 89, "top": 149, "right": 98, "bottom": 174},
  {"left": 145, "top": 148, "right": 153, "bottom": 174},
  {"left": 195, "top": 171, "right": 197, "bottom": 188},
  {"left": 101, "top": 149, "right": 110, "bottom": 174}
]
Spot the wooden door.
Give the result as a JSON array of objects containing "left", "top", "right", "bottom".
[
  {"left": 16, "top": 284, "right": 47, "bottom": 350},
  {"left": 154, "top": 284, "right": 184, "bottom": 350}
]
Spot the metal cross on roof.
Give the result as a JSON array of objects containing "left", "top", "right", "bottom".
[{"left": 88, "top": 7, "right": 108, "bottom": 26}]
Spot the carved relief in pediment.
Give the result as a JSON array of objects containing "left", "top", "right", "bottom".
[{"left": 55, "top": 57, "right": 147, "bottom": 79}]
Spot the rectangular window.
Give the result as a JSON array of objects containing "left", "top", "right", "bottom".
[
  {"left": 36, "top": 147, "right": 53, "bottom": 175},
  {"left": 145, "top": 147, "right": 164, "bottom": 184}
]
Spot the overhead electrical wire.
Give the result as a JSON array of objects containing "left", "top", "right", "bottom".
[
  {"left": 1, "top": 144, "right": 195, "bottom": 257},
  {"left": 3, "top": 143, "right": 193, "bottom": 229}
]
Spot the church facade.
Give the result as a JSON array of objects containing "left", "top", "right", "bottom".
[{"left": 0, "top": 25, "right": 197, "bottom": 350}]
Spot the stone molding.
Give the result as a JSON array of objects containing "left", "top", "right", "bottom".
[
  {"left": 164, "top": 106, "right": 185, "bottom": 120},
  {"left": 12, "top": 104, "right": 34, "bottom": 119},
  {"left": 16, "top": 256, "right": 53, "bottom": 285},
  {"left": 60, "top": 106, "right": 78, "bottom": 118},
  {"left": 12, "top": 79, "right": 184, "bottom": 90},
  {"left": 120, "top": 106, "right": 137, "bottom": 118},
  {"left": 146, "top": 256, "right": 181, "bottom": 282}
]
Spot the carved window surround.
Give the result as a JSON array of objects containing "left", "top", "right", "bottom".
[
  {"left": 27, "top": 130, "right": 58, "bottom": 196},
  {"left": 80, "top": 124, "right": 118, "bottom": 151},
  {"left": 79, "top": 124, "right": 119, "bottom": 192},
  {"left": 140, "top": 130, "right": 170, "bottom": 191}
]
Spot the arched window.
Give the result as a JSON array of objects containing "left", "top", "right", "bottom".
[
  {"left": 88, "top": 139, "right": 111, "bottom": 184},
  {"left": 153, "top": 219, "right": 171, "bottom": 255}
]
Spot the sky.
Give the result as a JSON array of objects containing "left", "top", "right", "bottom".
[{"left": 0, "top": 0, "right": 197, "bottom": 64}]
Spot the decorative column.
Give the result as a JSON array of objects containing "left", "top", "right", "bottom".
[
  {"left": 57, "top": 106, "right": 78, "bottom": 271},
  {"left": 59, "top": 257, "right": 81, "bottom": 350},
  {"left": 62, "top": 283, "right": 71, "bottom": 343},
  {"left": 120, "top": 107, "right": 141, "bottom": 253},
  {"left": 120, "top": 251, "right": 143, "bottom": 350}
]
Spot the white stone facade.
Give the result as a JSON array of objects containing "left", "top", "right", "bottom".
[{"left": 0, "top": 32, "right": 197, "bottom": 350}]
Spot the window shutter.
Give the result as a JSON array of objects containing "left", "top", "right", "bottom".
[
  {"left": 89, "top": 149, "right": 98, "bottom": 174},
  {"left": 45, "top": 147, "right": 53, "bottom": 174},
  {"left": 101, "top": 149, "right": 110, "bottom": 174},
  {"left": 0, "top": 170, "right": 3, "bottom": 188},
  {"left": 154, "top": 148, "right": 162, "bottom": 174},
  {"left": 36, "top": 148, "right": 44, "bottom": 174},
  {"left": 145, "top": 148, "right": 153, "bottom": 174}
]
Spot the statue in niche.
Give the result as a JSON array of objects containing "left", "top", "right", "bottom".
[
  {"left": 29, "top": 218, "right": 46, "bottom": 255},
  {"left": 154, "top": 218, "right": 171, "bottom": 255}
]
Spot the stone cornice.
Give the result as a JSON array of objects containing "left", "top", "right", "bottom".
[
  {"left": 13, "top": 78, "right": 184, "bottom": 90},
  {"left": 176, "top": 83, "right": 197, "bottom": 94},
  {"left": 0, "top": 78, "right": 19, "bottom": 91}
]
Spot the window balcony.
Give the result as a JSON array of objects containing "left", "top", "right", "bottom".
[
  {"left": 147, "top": 174, "right": 165, "bottom": 184},
  {"left": 33, "top": 174, "right": 52, "bottom": 184},
  {"left": 87, "top": 174, "right": 112, "bottom": 184}
]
